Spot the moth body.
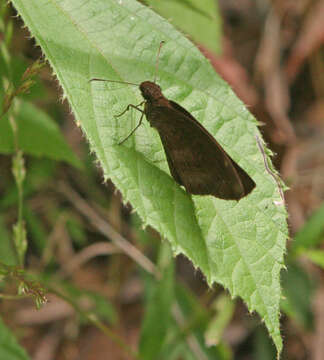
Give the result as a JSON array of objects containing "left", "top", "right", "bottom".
[{"left": 138, "top": 81, "right": 255, "bottom": 200}]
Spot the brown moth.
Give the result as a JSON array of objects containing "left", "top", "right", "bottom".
[{"left": 91, "top": 42, "right": 255, "bottom": 200}]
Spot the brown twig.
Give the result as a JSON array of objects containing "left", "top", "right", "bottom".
[
  {"left": 33, "top": 324, "right": 63, "bottom": 360},
  {"left": 58, "top": 242, "right": 119, "bottom": 277},
  {"left": 57, "top": 182, "right": 159, "bottom": 277},
  {"left": 313, "top": 285, "right": 324, "bottom": 360}
]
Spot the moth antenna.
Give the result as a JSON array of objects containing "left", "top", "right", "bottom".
[
  {"left": 153, "top": 40, "right": 165, "bottom": 83},
  {"left": 89, "top": 78, "right": 139, "bottom": 86}
]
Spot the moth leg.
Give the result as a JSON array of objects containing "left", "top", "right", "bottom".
[
  {"left": 115, "top": 101, "right": 145, "bottom": 118},
  {"left": 118, "top": 111, "right": 145, "bottom": 145}
]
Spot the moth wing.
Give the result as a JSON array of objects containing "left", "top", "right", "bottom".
[
  {"left": 153, "top": 101, "right": 255, "bottom": 200},
  {"left": 160, "top": 137, "right": 184, "bottom": 186}
]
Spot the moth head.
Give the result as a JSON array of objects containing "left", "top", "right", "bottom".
[{"left": 139, "top": 81, "right": 162, "bottom": 101}]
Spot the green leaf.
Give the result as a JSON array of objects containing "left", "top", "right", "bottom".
[
  {"left": 139, "top": 243, "right": 174, "bottom": 359},
  {"left": 162, "top": 284, "right": 231, "bottom": 360},
  {"left": 0, "top": 100, "right": 82, "bottom": 169},
  {"left": 66, "top": 216, "right": 87, "bottom": 247},
  {"left": 0, "top": 216, "right": 17, "bottom": 266},
  {"left": 0, "top": 316, "right": 30, "bottom": 360},
  {"left": 281, "top": 263, "right": 314, "bottom": 329},
  {"left": 0, "top": 158, "right": 56, "bottom": 210},
  {"left": 10, "top": 0, "right": 288, "bottom": 354},
  {"left": 292, "top": 202, "right": 324, "bottom": 254},
  {"left": 23, "top": 205, "right": 48, "bottom": 254},
  {"left": 61, "top": 283, "right": 117, "bottom": 324},
  {"left": 303, "top": 249, "right": 324, "bottom": 269},
  {"left": 253, "top": 326, "right": 276, "bottom": 360},
  {"left": 205, "top": 294, "right": 235, "bottom": 347},
  {"left": 144, "top": 0, "right": 222, "bottom": 53}
]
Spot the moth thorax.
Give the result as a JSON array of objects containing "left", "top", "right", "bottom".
[{"left": 139, "top": 81, "right": 163, "bottom": 101}]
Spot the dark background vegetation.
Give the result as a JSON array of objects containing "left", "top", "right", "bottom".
[{"left": 1, "top": 0, "right": 324, "bottom": 359}]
